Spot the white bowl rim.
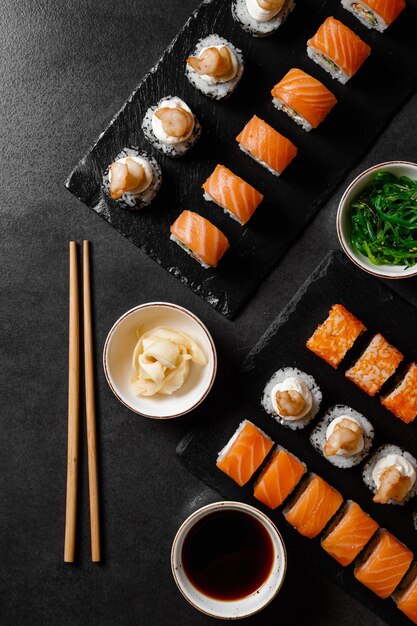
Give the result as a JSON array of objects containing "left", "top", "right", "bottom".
[
  {"left": 102, "top": 301, "right": 217, "bottom": 419},
  {"left": 337, "top": 160, "right": 417, "bottom": 279},
  {"left": 171, "top": 500, "right": 287, "bottom": 620}
]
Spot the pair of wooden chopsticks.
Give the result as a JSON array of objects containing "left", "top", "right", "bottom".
[{"left": 65, "top": 241, "right": 100, "bottom": 563}]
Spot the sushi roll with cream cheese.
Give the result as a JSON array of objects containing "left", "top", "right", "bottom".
[
  {"left": 142, "top": 96, "right": 201, "bottom": 158},
  {"left": 186, "top": 35, "right": 244, "bottom": 100},
  {"left": 232, "top": 0, "right": 295, "bottom": 37},
  {"left": 341, "top": 0, "right": 405, "bottom": 32},
  {"left": 363, "top": 444, "right": 417, "bottom": 505},
  {"left": 170, "top": 210, "right": 230, "bottom": 269},
  {"left": 103, "top": 147, "right": 162, "bottom": 210}
]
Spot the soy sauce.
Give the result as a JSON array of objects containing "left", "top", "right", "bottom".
[{"left": 181, "top": 510, "right": 274, "bottom": 600}]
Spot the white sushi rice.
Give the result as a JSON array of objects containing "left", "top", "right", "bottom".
[
  {"left": 169, "top": 233, "right": 211, "bottom": 269},
  {"left": 272, "top": 97, "right": 313, "bottom": 132},
  {"left": 341, "top": 0, "right": 388, "bottom": 32},
  {"left": 307, "top": 45, "right": 351, "bottom": 85},
  {"left": 362, "top": 444, "right": 417, "bottom": 505},
  {"left": 232, "top": 0, "right": 295, "bottom": 37},
  {"left": 203, "top": 190, "right": 243, "bottom": 225},
  {"left": 238, "top": 144, "right": 281, "bottom": 177},
  {"left": 102, "top": 147, "right": 162, "bottom": 210},
  {"left": 142, "top": 97, "right": 202, "bottom": 158},
  {"left": 185, "top": 35, "right": 244, "bottom": 100},
  {"left": 310, "top": 405, "right": 374, "bottom": 468},
  {"left": 217, "top": 420, "right": 272, "bottom": 463},
  {"left": 262, "top": 367, "right": 322, "bottom": 430}
]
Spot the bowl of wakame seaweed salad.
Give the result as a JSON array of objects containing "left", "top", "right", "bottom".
[{"left": 337, "top": 162, "right": 417, "bottom": 279}]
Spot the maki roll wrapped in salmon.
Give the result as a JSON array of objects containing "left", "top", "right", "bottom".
[
  {"left": 170, "top": 210, "right": 230, "bottom": 269},
  {"left": 271, "top": 68, "right": 337, "bottom": 131},
  {"left": 307, "top": 17, "right": 371, "bottom": 84},
  {"left": 254, "top": 447, "right": 306, "bottom": 509},
  {"left": 103, "top": 147, "right": 162, "bottom": 210},
  {"left": 232, "top": 0, "right": 295, "bottom": 37},
  {"left": 394, "top": 566, "right": 417, "bottom": 624},
  {"left": 341, "top": 0, "right": 406, "bottom": 32}
]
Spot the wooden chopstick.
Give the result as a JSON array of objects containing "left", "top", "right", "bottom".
[
  {"left": 64, "top": 241, "right": 80, "bottom": 563},
  {"left": 83, "top": 240, "right": 101, "bottom": 562}
]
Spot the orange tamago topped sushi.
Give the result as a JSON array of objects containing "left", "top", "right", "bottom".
[
  {"left": 236, "top": 115, "right": 297, "bottom": 177},
  {"left": 321, "top": 501, "right": 378, "bottom": 566},
  {"left": 283, "top": 474, "right": 343, "bottom": 538},
  {"left": 306, "top": 304, "right": 366, "bottom": 369},
  {"left": 170, "top": 210, "right": 230, "bottom": 269},
  {"left": 216, "top": 420, "right": 273, "bottom": 486},
  {"left": 271, "top": 68, "right": 337, "bottom": 131},
  {"left": 354, "top": 530, "right": 413, "bottom": 599},
  {"left": 394, "top": 566, "right": 417, "bottom": 624},
  {"left": 202, "top": 164, "right": 263, "bottom": 225},
  {"left": 307, "top": 17, "right": 371, "bottom": 84},
  {"left": 254, "top": 447, "right": 306, "bottom": 510},
  {"left": 381, "top": 363, "right": 417, "bottom": 424},
  {"left": 341, "top": 0, "right": 406, "bottom": 32}
]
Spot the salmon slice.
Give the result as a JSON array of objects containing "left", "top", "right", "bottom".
[
  {"left": 394, "top": 568, "right": 417, "bottom": 624},
  {"left": 254, "top": 448, "right": 306, "bottom": 510},
  {"left": 346, "top": 333, "right": 403, "bottom": 397},
  {"left": 284, "top": 474, "right": 343, "bottom": 538},
  {"left": 321, "top": 501, "right": 378, "bottom": 566},
  {"left": 202, "top": 164, "right": 263, "bottom": 225},
  {"left": 236, "top": 115, "right": 297, "bottom": 176},
  {"left": 271, "top": 68, "right": 337, "bottom": 129},
  {"left": 306, "top": 304, "right": 366, "bottom": 368},
  {"left": 381, "top": 363, "right": 417, "bottom": 424},
  {"left": 170, "top": 210, "right": 230, "bottom": 268},
  {"left": 354, "top": 530, "right": 413, "bottom": 598},
  {"left": 307, "top": 16, "right": 371, "bottom": 79},
  {"left": 216, "top": 420, "right": 273, "bottom": 486}
]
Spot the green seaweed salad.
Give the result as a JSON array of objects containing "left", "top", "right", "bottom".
[{"left": 349, "top": 171, "right": 417, "bottom": 268}]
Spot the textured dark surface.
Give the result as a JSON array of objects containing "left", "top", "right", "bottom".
[
  {"left": 1, "top": 0, "right": 417, "bottom": 625},
  {"left": 66, "top": 0, "right": 417, "bottom": 318},
  {"left": 178, "top": 250, "right": 417, "bottom": 626}
]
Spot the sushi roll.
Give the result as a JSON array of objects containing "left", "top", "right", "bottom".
[
  {"left": 283, "top": 474, "right": 343, "bottom": 538},
  {"left": 202, "top": 164, "right": 264, "bottom": 225},
  {"left": 341, "top": 0, "right": 406, "bottom": 32},
  {"left": 354, "top": 530, "right": 413, "bottom": 599},
  {"left": 231, "top": 0, "right": 295, "bottom": 37},
  {"left": 170, "top": 210, "right": 230, "bottom": 269},
  {"left": 346, "top": 333, "right": 403, "bottom": 397},
  {"left": 394, "top": 565, "right": 417, "bottom": 624},
  {"left": 254, "top": 447, "right": 306, "bottom": 510},
  {"left": 310, "top": 405, "right": 374, "bottom": 468},
  {"left": 186, "top": 35, "right": 244, "bottom": 100},
  {"left": 261, "top": 367, "right": 322, "bottom": 430},
  {"left": 142, "top": 96, "right": 201, "bottom": 158},
  {"left": 381, "top": 362, "right": 417, "bottom": 424},
  {"left": 362, "top": 444, "right": 417, "bottom": 505},
  {"left": 236, "top": 115, "right": 297, "bottom": 177},
  {"left": 271, "top": 68, "right": 337, "bottom": 132},
  {"left": 321, "top": 501, "right": 378, "bottom": 566},
  {"left": 102, "top": 147, "right": 162, "bottom": 210},
  {"left": 307, "top": 17, "right": 371, "bottom": 84},
  {"left": 306, "top": 304, "right": 366, "bottom": 368},
  {"left": 216, "top": 420, "right": 273, "bottom": 486}
]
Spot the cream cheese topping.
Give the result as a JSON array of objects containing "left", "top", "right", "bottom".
[{"left": 372, "top": 454, "right": 416, "bottom": 489}]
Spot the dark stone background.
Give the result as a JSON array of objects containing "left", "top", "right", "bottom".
[{"left": 1, "top": 1, "right": 416, "bottom": 624}]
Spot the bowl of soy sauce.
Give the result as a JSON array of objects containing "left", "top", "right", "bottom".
[{"left": 171, "top": 501, "right": 287, "bottom": 619}]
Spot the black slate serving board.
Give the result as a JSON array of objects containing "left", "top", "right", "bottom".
[
  {"left": 66, "top": 0, "right": 417, "bottom": 318},
  {"left": 177, "top": 250, "right": 417, "bottom": 626}
]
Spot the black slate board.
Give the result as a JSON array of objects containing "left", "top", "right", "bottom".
[
  {"left": 65, "top": 0, "right": 417, "bottom": 318},
  {"left": 177, "top": 250, "right": 417, "bottom": 626}
]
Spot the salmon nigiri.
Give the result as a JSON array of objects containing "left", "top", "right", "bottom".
[
  {"left": 341, "top": 0, "right": 406, "bottom": 32},
  {"left": 216, "top": 420, "right": 273, "bottom": 486},
  {"left": 254, "top": 447, "right": 306, "bottom": 509},
  {"left": 271, "top": 68, "right": 337, "bottom": 131},
  {"left": 307, "top": 17, "right": 371, "bottom": 84},
  {"left": 354, "top": 530, "right": 413, "bottom": 598},
  {"left": 236, "top": 115, "right": 297, "bottom": 176},
  {"left": 202, "top": 164, "right": 263, "bottom": 225},
  {"left": 394, "top": 567, "right": 417, "bottom": 624},
  {"left": 321, "top": 501, "right": 378, "bottom": 566},
  {"left": 170, "top": 210, "right": 230, "bottom": 268},
  {"left": 283, "top": 474, "right": 343, "bottom": 538}
]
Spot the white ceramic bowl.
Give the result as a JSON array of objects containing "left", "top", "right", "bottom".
[
  {"left": 171, "top": 501, "right": 287, "bottom": 619},
  {"left": 103, "top": 302, "right": 216, "bottom": 419},
  {"left": 337, "top": 161, "right": 417, "bottom": 279}
]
